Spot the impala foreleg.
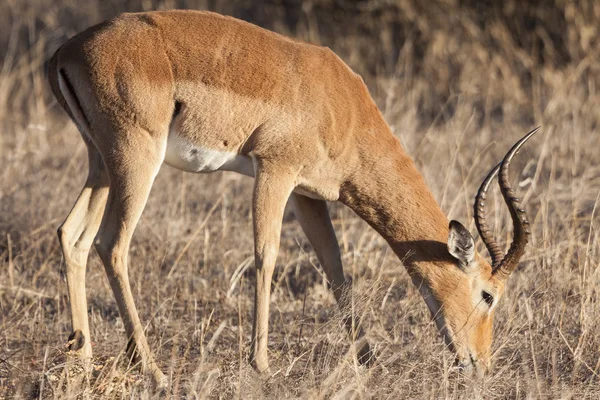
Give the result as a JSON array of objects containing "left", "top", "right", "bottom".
[
  {"left": 291, "top": 194, "right": 373, "bottom": 365},
  {"left": 249, "top": 162, "right": 296, "bottom": 373},
  {"left": 58, "top": 141, "right": 109, "bottom": 360}
]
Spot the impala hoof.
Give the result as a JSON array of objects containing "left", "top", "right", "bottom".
[
  {"left": 250, "top": 359, "right": 271, "bottom": 376},
  {"left": 356, "top": 339, "right": 376, "bottom": 367},
  {"left": 67, "top": 330, "right": 85, "bottom": 351},
  {"left": 125, "top": 336, "right": 139, "bottom": 362},
  {"left": 153, "top": 371, "right": 169, "bottom": 395},
  {"left": 150, "top": 366, "right": 169, "bottom": 396}
]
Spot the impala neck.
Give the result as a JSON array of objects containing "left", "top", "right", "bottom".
[{"left": 340, "top": 124, "right": 454, "bottom": 271}]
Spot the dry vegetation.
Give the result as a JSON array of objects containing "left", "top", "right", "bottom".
[{"left": 1, "top": 0, "right": 600, "bottom": 398}]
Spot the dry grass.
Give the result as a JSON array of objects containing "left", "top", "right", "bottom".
[{"left": 1, "top": 0, "right": 600, "bottom": 398}]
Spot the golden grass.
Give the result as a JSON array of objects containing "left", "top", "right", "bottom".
[{"left": 1, "top": 1, "right": 600, "bottom": 398}]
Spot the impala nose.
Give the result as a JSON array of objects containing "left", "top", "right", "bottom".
[
  {"left": 474, "top": 358, "right": 489, "bottom": 377},
  {"left": 455, "top": 354, "right": 490, "bottom": 377}
]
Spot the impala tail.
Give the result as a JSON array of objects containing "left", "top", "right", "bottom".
[{"left": 49, "top": 48, "right": 92, "bottom": 138}]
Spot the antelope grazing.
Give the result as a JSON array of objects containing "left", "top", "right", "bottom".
[{"left": 48, "top": 10, "right": 538, "bottom": 386}]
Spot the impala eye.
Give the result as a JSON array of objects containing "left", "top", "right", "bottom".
[{"left": 482, "top": 291, "right": 494, "bottom": 306}]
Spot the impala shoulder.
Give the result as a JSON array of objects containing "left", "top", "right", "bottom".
[{"left": 320, "top": 46, "right": 363, "bottom": 80}]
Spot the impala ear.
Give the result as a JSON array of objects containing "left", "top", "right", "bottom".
[{"left": 448, "top": 220, "right": 475, "bottom": 268}]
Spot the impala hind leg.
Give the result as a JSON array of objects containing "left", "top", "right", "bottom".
[
  {"left": 249, "top": 162, "right": 297, "bottom": 373},
  {"left": 58, "top": 141, "right": 109, "bottom": 360},
  {"left": 291, "top": 194, "right": 374, "bottom": 365},
  {"left": 93, "top": 132, "right": 167, "bottom": 387}
]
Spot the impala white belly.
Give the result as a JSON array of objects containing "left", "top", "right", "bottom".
[
  {"left": 164, "top": 128, "right": 334, "bottom": 201},
  {"left": 164, "top": 133, "right": 254, "bottom": 176}
]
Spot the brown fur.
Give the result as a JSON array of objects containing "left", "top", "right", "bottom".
[{"left": 49, "top": 10, "right": 512, "bottom": 386}]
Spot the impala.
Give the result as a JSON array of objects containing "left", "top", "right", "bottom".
[{"left": 48, "top": 10, "right": 538, "bottom": 387}]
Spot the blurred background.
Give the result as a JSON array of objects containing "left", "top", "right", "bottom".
[
  {"left": 1, "top": 1, "right": 600, "bottom": 398},
  {"left": 3, "top": 0, "right": 600, "bottom": 130}
]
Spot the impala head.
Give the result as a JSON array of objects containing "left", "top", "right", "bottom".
[{"left": 415, "top": 128, "right": 540, "bottom": 376}]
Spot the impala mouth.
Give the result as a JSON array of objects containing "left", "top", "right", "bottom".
[
  {"left": 454, "top": 353, "right": 488, "bottom": 377},
  {"left": 409, "top": 276, "right": 491, "bottom": 376}
]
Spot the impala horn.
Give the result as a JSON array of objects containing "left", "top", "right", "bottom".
[{"left": 474, "top": 127, "right": 540, "bottom": 280}]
